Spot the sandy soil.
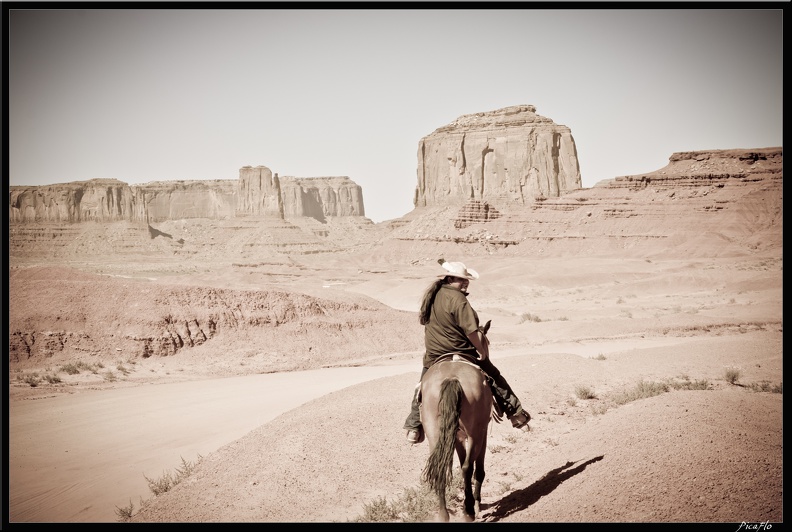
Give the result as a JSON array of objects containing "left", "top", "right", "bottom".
[{"left": 7, "top": 251, "right": 783, "bottom": 524}]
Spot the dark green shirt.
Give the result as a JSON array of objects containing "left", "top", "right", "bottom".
[{"left": 423, "top": 284, "right": 481, "bottom": 367}]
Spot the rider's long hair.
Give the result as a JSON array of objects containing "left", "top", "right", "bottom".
[{"left": 419, "top": 277, "right": 448, "bottom": 325}]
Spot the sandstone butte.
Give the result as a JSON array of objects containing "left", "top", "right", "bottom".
[
  {"left": 8, "top": 104, "right": 782, "bottom": 267},
  {"left": 9, "top": 104, "right": 578, "bottom": 225}
]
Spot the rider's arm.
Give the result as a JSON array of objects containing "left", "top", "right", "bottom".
[{"left": 468, "top": 329, "right": 489, "bottom": 362}]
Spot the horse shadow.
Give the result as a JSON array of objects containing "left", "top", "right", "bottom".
[{"left": 479, "top": 455, "right": 605, "bottom": 521}]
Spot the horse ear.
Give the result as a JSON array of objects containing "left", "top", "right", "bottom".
[{"left": 481, "top": 320, "right": 491, "bottom": 335}]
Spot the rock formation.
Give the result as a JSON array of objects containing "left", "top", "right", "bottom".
[
  {"left": 387, "top": 146, "right": 782, "bottom": 260},
  {"left": 145, "top": 179, "right": 237, "bottom": 222},
  {"left": 454, "top": 200, "right": 502, "bottom": 229},
  {"left": 414, "top": 105, "right": 582, "bottom": 209},
  {"left": 9, "top": 179, "right": 147, "bottom": 223},
  {"left": 9, "top": 168, "right": 365, "bottom": 224},
  {"left": 602, "top": 147, "right": 782, "bottom": 189},
  {"left": 236, "top": 166, "right": 284, "bottom": 218},
  {"left": 279, "top": 176, "right": 366, "bottom": 221}
]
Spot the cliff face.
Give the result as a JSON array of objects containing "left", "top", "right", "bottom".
[
  {"left": 414, "top": 105, "right": 582, "bottom": 208},
  {"left": 236, "top": 166, "right": 284, "bottom": 218},
  {"left": 601, "top": 147, "right": 782, "bottom": 189},
  {"left": 279, "top": 176, "right": 366, "bottom": 220},
  {"left": 9, "top": 169, "right": 365, "bottom": 224},
  {"left": 143, "top": 180, "right": 237, "bottom": 222},
  {"left": 9, "top": 179, "right": 146, "bottom": 223}
]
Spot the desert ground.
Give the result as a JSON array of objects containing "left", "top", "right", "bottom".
[
  {"left": 7, "top": 157, "right": 784, "bottom": 524},
  {"left": 8, "top": 246, "right": 783, "bottom": 524}
]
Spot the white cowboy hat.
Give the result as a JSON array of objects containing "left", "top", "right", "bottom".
[{"left": 439, "top": 260, "right": 479, "bottom": 280}]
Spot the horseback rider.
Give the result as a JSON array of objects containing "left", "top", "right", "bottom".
[{"left": 404, "top": 259, "right": 530, "bottom": 444}]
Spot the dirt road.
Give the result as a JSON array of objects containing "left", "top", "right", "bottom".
[{"left": 9, "top": 362, "right": 417, "bottom": 523}]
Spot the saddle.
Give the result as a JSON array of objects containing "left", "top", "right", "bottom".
[{"left": 416, "top": 320, "right": 505, "bottom": 422}]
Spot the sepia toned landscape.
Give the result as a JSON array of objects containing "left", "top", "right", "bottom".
[{"left": 8, "top": 107, "right": 783, "bottom": 523}]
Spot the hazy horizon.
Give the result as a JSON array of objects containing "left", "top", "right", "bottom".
[{"left": 7, "top": 8, "right": 783, "bottom": 223}]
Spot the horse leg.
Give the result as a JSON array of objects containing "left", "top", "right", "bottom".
[
  {"left": 472, "top": 446, "right": 486, "bottom": 516},
  {"left": 459, "top": 438, "right": 476, "bottom": 521}
]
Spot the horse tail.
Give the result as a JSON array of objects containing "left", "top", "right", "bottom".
[{"left": 422, "top": 377, "right": 463, "bottom": 498}]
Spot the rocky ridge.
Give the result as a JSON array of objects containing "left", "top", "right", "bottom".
[
  {"left": 8, "top": 265, "right": 424, "bottom": 370},
  {"left": 392, "top": 146, "right": 783, "bottom": 260},
  {"left": 9, "top": 170, "right": 365, "bottom": 224},
  {"left": 7, "top": 147, "right": 783, "bottom": 269}
]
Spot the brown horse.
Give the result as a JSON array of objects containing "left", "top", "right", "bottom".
[{"left": 420, "top": 355, "right": 496, "bottom": 522}]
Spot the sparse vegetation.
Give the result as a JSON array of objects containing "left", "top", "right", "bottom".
[
  {"left": 591, "top": 353, "right": 607, "bottom": 360},
  {"left": 724, "top": 366, "right": 741, "bottom": 385},
  {"left": 667, "top": 376, "right": 711, "bottom": 391},
  {"left": 60, "top": 360, "right": 104, "bottom": 375},
  {"left": 114, "top": 500, "right": 136, "bottom": 522},
  {"left": 116, "top": 456, "right": 202, "bottom": 521},
  {"left": 610, "top": 380, "right": 669, "bottom": 406},
  {"left": 18, "top": 373, "right": 41, "bottom": 387},
  {"left": 143, "top": 455, "right": 203, "bottom": 497},
  {"left": 574, "top": 385, "right": 596, "bottom": 400},
  {"left": 351, "top": 470, "right": 463, "bottom": 522},
  {"left": 590, "top": 377, "right": 713, "bottom": 416},
  {"left": 517, "top": 312, "right": 542, "bottom": 323},
  {"left": 747, "top": 380, "right": 783, "bottom": 394}
]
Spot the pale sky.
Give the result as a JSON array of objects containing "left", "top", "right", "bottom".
[{"left": 7, "top": 8, "right": 783, "bottom": 223}]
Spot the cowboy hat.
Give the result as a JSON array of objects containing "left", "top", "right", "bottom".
[{"left": 438, "top": 259, "right": 479, "bottom": 280}]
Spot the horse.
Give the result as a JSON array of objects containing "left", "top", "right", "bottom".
[{"left": 419, "top": 354, "right": 497, "bottom": 522}]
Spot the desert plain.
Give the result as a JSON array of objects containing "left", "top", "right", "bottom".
[{"left": 7, "top": 149, "right": 784, "bottom": 524}]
